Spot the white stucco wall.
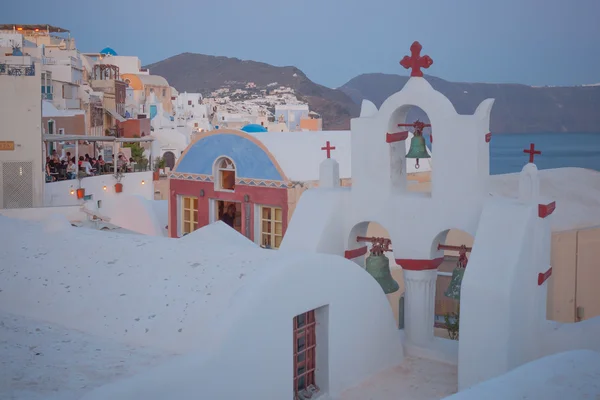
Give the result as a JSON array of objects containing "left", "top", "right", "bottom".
[
  {"left": 43, "top": 171, "right": 153, "bottom": 207},
  {"left": 80, "top": 252, "right": 404, "bottom": 400},
  {"left": 0, "top": 57, "right": 44, "bottom": 208},
  {"left": 445, "top": 350, "right": 600, "bottom": 400}
]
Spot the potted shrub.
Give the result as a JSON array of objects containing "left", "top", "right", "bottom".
[
  {"left": 153, "top": 156, "right": 165, "bottom": 181},
  {"left": 76, "top": 170, "right": 86, "bottom": 199},
  {"left": 114, "top": 170, "right": 124, "bottom": 193}
]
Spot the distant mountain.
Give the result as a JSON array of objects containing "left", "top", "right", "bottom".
[
  {"left": 144, "top": 53, "right": 359, "bottom": 130},
  {"left": 339, "top": 73, "right": 600, "bottom": 134}
]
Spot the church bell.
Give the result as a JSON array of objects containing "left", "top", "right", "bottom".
[
  {"left": 444, "top": 267, "right": 464, "bottom": 300},
  {"left": 365, "top": 252, "right": 400, "bottom": 294},
  {"left": 444, "top": 247, "right": 468, "bottom": 301},
  {"left": 405, "top": 134, "right": 431, "bottom": 161}
]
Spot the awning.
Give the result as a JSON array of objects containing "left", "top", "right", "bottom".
[
  {"left": 104, "top": 108, "right": 126, "bottom": 123},
  {"left": 42, "top": 134, "right": 153, "bottom": 143}
]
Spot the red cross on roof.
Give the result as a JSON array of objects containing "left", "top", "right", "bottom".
[
  {"left": 523, "top": 143, "right": 541, "bottom": 163},
  {"left": 400, "top": 41, "right": 433, "bottom": 78},
  {"left": 321, "top": 141, "right": 336, "bottom": 159}
]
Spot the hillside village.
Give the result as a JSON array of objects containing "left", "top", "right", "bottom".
[{"left": 0, "top": 24, "right": 322, "bottom": 173}]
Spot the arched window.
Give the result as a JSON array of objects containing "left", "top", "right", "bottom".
[{"left": 215, "top": 157, "right": 236, "bottom": 191}]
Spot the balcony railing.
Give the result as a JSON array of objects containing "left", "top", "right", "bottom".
[
  {"left": 0, "top": 63, "right": 35, "bottom": 76},
  {"left": 42, "top": 93, "right": 53, "bottom": 100}
]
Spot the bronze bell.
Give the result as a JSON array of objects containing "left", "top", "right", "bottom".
[
  {"left": 406, "top": 134, "right": 431, "bottom": 160},
  {"left": 444, "top": 267, "right": 464, "bottom": 300},
  {"left": 444, "top": 247, "right": 468, "bottom": 300},
  {"left": 365, "top": 251, "right": 399, "bottom": 294}
]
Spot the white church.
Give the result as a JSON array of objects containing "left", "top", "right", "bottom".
[{"left": 1, "top": 41, "right": 600, "bottom": 400}]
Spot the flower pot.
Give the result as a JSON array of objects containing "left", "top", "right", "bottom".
[
  {"left": 114, "top": 183, "right": 123, "bottom": 193},
  {"left": 153, "top": 170, "right": 160, "bottom": 181},
  {"left": 76, "top": 188, "right": 85, "bottom": 199}
]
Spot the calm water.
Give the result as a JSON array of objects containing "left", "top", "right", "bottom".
[
  {"left": 427, "top": 132, "right": 600, "bottom": 175},
  {"left": 489, "top": 133, "right": 600, "bottom": 175}
]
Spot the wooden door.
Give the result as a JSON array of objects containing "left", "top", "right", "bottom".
[{"left": 576, "top": 227, "right": 600, "bottom": 321}]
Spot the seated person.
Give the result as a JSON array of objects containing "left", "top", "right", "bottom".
[
  {"left": 220, "top": 204, "right": 237, "bottom": 228},
  {"left": 66, "top": 160, "right": 77, "bottom": 179}
]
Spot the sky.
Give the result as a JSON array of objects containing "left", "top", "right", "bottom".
[{"left": 4, "top": 0, "right": 600, "bottom": 88}]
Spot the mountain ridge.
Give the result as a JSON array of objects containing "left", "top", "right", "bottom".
[
  {"left": 339, "top": 73, "right": 600, "bottom": 133},
  {"left": 145, "top": 54, "right": 600, "bottom": 133},
  {"left": 144, "top": 53, "right": 359, "bottom": 130}
]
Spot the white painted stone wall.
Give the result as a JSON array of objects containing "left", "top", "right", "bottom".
[
  {"left": 78, "top": 253, "right": 403, "bottom": 400},
  {"left": 43, "top": 171, "right": 153, "bottom": 208}
]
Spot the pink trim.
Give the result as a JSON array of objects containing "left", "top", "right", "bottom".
[
  {"left": 345, "top": 246, "right": 368, "bottom": 259},
  {"left": 538, "top": 267, "right": 552, "bottom": 285},
  {"left": 395, "top": 257, "right": 444, "bottom": 271},
  {"left": 386, "top": 131, "right": 409, "bottom": 143},
  {"left": 538, "top": 202, "right": 556, "bottom": 218}
]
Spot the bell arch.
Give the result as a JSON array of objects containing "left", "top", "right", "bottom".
[
  {"left": 430, "top": 228, "right": 475, "bottom": 341},
  {"left": 386, "top": 104, "right": 432, "bottom": 194},
  {"left": 346, "top": 221, "right": 404, "bottom": 327}
]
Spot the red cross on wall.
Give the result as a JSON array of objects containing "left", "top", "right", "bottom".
[
  {"left": 523, "top": 143, "right": 541, "bottom": 163},
  {"left": 321, "top": 141, "right": 336, "bottom": 159},
  {"left": 400, "top": 41, "right": 433, "bottom": 77}
]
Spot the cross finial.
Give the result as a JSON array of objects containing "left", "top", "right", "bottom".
[
  {"left": 523, "top": 143, "right": 541, "bottom": 163},
  {"left": 400, "top": 41, "right": 433, "bottom": 77},
  {"left": 321, "top": 141, "right": 336, "bottom": 159}
]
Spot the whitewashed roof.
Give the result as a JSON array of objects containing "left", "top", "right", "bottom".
[
  {"left": 135, "top": 74, "right": 169, "bottom": 87},
  {"left": 490, "top": 167, "right": 600, "bottom": 231},
  {"left": 252, "top": 130, "right": 351, "bottom": 181},
  {"left": 252, "top": 130, "right": 431, "bottom": 182},
  {"left": 42, "top": 100, "right": 85, "bottom": 118},
  {"left": 0, "top": 216, "right": 285, "bottom": 354}
]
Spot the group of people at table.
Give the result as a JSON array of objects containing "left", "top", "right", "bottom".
[{"left": 45, "top": 150, "right": 134, "bottom": 182}]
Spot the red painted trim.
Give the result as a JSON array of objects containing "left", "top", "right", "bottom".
[
  {"left": 396, "top": 257, "right": 444, "bottom": 271},
  {"left": 345, "top": 246, "right": 368, "bottom": 259},
  {"left": 538, "top": 267, "right": 552, "bottom": 285},
  {"left": 168, "top": 179, "right": 288, "bottom": 240},
  {"left": 538, "top": 201, "right": 556, "bottom": 218},
  {"left": 386, "top": 131, "right": 409, "bottom": 143},
  {"left": 485, "top": 132, "right": 492, "bottom": 143}
]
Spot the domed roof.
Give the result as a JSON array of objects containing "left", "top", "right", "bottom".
[
  {"left": 100, "top": 47, "right": 117, "bottom": 56},
  {"left": 241, "top": 124, "right": 268, "bottom": 133}
]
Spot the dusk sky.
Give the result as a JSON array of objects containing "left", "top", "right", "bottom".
[{"left": 5, "top": 0, "right": 600, "bottom": 88}]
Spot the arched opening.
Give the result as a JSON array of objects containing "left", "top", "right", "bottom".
[
  {"left": 431, "top": 229, "right": 474, "bottom": 340},
  {"left": 346, "top": 221, "right": 403, "bottom": 327},
  {"left": 387, "top": 105, "right": 432, "bottom": 194},
  {"left": 214, "top": 156, "right": 236, "bottom": 192},
  {"left": 163, "top": 151, "right": 176, "bottom": 170}
]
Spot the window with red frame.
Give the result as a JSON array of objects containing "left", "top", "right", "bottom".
[{"left": 293, "top": 310, "right": 318, "bottom": 398}]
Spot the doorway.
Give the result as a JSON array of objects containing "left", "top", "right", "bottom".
[
  {"left": 163, "top": 151, "right": 176, "bottom": 170},
  {"left": 215, "top": 200, "right": 242, "bottom": 234}
]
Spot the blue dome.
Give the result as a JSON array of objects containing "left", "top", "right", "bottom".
[
  {"left": 100, "top": 47, "right": 117, "bottom": 56},
  {"left": 241, "top": 124, "right": 268, "bottom": 133}
]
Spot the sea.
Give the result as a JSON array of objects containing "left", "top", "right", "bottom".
[{"left": 428, "top": 132, "right": 600, "bottom": 175}]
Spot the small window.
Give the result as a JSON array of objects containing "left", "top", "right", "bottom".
[
  {"left": 181, "top": 196, "right": 198, "bottom": 235},
  {"left": 260, "top": 206, "right": 283, "bottom": 249},
  {"left": 188, "top": 100, "right": 192, "bottom": 106},
  {"left": 194, "top": 122, "right": 199, "bottom": 128},
  {"left": 222, "top": 116, "right": 225, "bottom": 121},
  {"left": 294, "top": 310, "right": 317, "bottom": 396},
  {"left": 198, "top": 98, "right": 201, "bottom": 104},
  {"left": 162, "top": 88, "right": 166, "bottom": 97},
  {"left": 215, "top": 157, "right": 235, "bottom": 191}
]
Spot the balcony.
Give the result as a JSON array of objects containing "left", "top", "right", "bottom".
[
  {"left": 42, "top": 56, "right": 82, "bottom": 69},
  {"left": 0, "top": 63, "right": 35, "bottom": 76},
  {"left": 42, "top": 93, "right": 53, "bottom": 100}
]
